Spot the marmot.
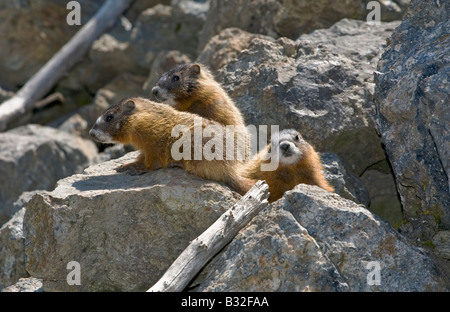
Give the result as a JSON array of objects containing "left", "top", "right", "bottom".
[
  {"left": 241, "top": 129, "right": 334, "bottom": 202},
  {"left": 151, "top": 63, "right": 250, "bottom": 160},
  {"left": 151, "top": 63, "right": 245, "bottom": 127},
  {"left": 89, "top": 97, "right": 255, "bottom": 195}
]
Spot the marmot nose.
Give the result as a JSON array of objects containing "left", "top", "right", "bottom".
[
  {"left": 152, "top": 87, "right": 159, "bottom": 97},
  {"left": 279, "top": 142, "right": 290, "bottom": 152}
]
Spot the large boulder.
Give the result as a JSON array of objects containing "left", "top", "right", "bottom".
[
  {"left": 375, "top": 0, "right": 450, "bottom": 242},
  {"left": 0, "top": 124, "right": 97, "bottom": 226},
  {"left": 23, "top": 152, "right": 239, "bottom": 292},
  {"left": 196, "top": 185, "right": 450, "bottom": 291}
]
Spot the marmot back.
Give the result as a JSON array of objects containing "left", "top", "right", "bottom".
[{"left": 241, "top": 129, "right": 334, "bottom": 202}]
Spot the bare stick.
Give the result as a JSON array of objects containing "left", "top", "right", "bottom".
[
  {"left": 147, "top": 180, "right": 270, "bottom": 292},
  {"left": 0, "top": 0, "right": 133, "bottom": 132}
]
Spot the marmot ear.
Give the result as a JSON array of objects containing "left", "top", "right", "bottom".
[
  {"left": 189, "top": 63, "right": 201, "bottom": 75},
  {"left": 124, "top": 100, "right": 136, "bottom": 114}
]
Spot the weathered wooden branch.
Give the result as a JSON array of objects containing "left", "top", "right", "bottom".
[
  {"left": 147, "top": 180, "right": 270, "bottom": 292},
  {"left": 0, "top": 0, "right": 134, "bottom": 132}
]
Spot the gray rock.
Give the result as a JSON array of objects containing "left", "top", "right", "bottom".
[
  {"left": 128, "top": 2, "right": 207, "bottom": 70},
  {"left": 197, "top": 27, "right": 274, "bottom": 71},
  {"left": 0, "top": 1, "right": 103, "bottom": 89},
  {"left": 0, "top": 124, "right": 97, "bottom": 225},
  {"left": 0, "top": 191, "right": 40, "bottom": 291},
  {"left": 321, "top": 153, "right": 370, "bottom": 207},
  {"left": 432, "top": 231, "right": 450, "bottom": 260},
  {"left": 197, "top": 207, "right": 349, "bottom": 292},
  {"left": 198, "top": 0, "right": 408, "bottom": 51},
  {"left": 375, "top": 0, "right": 450, "bottom": 242},
  {"left": 1, "top": 277, "right": 43, "bottom": 292},
  {"left": 0, "top": 208, "right": 27, "bottom": 290},
  {"left": 282, "top": 186, "right": 449, "bottom": 291},
  {"left": 23, "top": 152, "right": 240, "bottom": 292},
  {"left": 56, "top": 14, "right": 143, "bottom": 97},
  {"left": 197, "top": 185, "right": 450, "bottom": 291},
  {"left": 360, "top": 166, "right": 403, "bottom": 227},
  {"left": 124, "top": 0, "right": 171, "bottom": 23}
]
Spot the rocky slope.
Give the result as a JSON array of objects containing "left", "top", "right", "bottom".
[{"left": 1, "top": 0, "right": 449, "bottom": 291}]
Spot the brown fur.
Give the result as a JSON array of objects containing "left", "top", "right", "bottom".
[
  {"left": 152, "top": 63, "right": 245, "bottom": 127},
  {"left": 241, "top": 129, "right": 334, "bottom": 202},
  {"left": 89, "top": 97, "right": 255, "bottom": 195}
]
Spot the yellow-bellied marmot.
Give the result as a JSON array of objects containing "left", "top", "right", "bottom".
[
  {"left": 241, "top": 129, "right": 334, "bottom": 202},
  {"left": 152, "top": 63, "right": 250, "bottom": 158},
  {"left": 89, "top": 97, "right": 255, "bottom": 195},
  {"left": 151, "top": 63, "right": 246, "bottom": 126}
]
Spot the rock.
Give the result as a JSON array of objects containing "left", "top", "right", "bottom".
[
  {"left": 196, "top": 206, "right": 349, "bottom": 292},
  {"left": 1, "top": 277, "right": 43, "bottom": 292},
  {"left": 124, "top": 0, "right": 171, "bottom": 23},
  {"left": 432, "top": 231, "right": 450, "bottom": 260},
  {"left": 197, "top": 27, "right": 274, "bottom": 71},
  {"left": 196, "top": 185, "right": 450, "bottom": 291},
  {"left": 128, "top": 2, "right": 208, "bottom": 71},
  {"left": 0, "top": 124, "right": 97, "bottom": 225},
  {"left": 0, "top": 1, "right": 103, "bottom": 89},
  {"left": 215, "top": 19, "right": 399, "bottom": 175},
  {"left": 375, "top": 0, "right": 450, "bottom": 242},
  {"left": 55, "top": 14, "right": 143, "bottom": 98},
  {"left": 23, "top": 152, "right": 240, "bottom": 292},
  {"left": 321, "top": 153, "right": 370, "bottom": 207},
  {"left": 0, "top": 191, "right": 41, "bottom": 290},
  {"left": 360, "top": 164, "right": 403, "bottom": 226},
  {"left": 198, "top": 0, "right": 409, "bottom": 51},
  {"left": 0, "top": 208, "right": 28, "bottom": 290}
]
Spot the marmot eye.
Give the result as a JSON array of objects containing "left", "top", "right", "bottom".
[
  {"left": 106, "top": 114, "right": 114, "bottom": 122},
  {"left": 172, "top": 75, "right": 180, "bottom": 82},
  {"left": 294, "top": 135, "right": 299, "bottom": 141}
]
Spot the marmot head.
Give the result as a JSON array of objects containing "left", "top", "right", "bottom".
[
  {"left": 89, "top": 99, "right": 136, "bottom": 143},
  {"left": 152, "top": 63, "right": 203, "bottom": 105},
  {"left": 270, "top": 129, "right": 308, "bottom": 166}
]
